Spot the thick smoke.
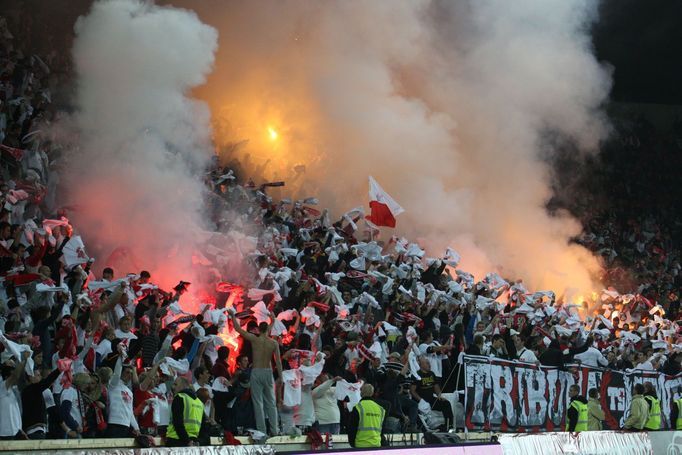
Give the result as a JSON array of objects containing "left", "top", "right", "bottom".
[
  {"left": 182, "top": 0, "right": 612, "bottom": 294},
  {"left": 62, "top": 0, "right": 218, "bottom": 288}
]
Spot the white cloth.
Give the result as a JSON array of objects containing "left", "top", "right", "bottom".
[
  {"left": 634, "top": 360, "right": 654, "bottom": 371},
  {"left": 419, "top": 341, "right": 445, "bottom": 378},
  {"left": 0, "top": 332, "right": 34, "bottom": 376},
  {"left": 150, "top": 384, "right": 170, "bottom": 425},
  {"left": 159, "top": 357, "right": 189, "bottom": 376},
  {"left": 282, "top": 369, "right": 302, "bottom": 407},
  {"left": 574, "top": 347, "right": 608, "bottom": 367},
  {"left": 335, "top": 380, "right": 363, "bottom": 411},
  {"left": 0, "top": 377, "right": 22, "bottom": 436},
  {"left": 299, "top": 359, "right": 325, "bottom": 385}
]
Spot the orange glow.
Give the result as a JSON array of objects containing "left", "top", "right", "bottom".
[
  {"left": 219, "top": 326, "right": 243, "bottom": 374},
  {"left": 268, "top": 126, "right": 279, "bottom": 141}
]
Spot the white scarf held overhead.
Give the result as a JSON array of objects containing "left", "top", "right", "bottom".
[{"left": 335, "top": 379, "right": 364, "bottom": 411}]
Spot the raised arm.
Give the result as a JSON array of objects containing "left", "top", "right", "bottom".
[
  {"left": 140, "top": 362, "right": 160, "bottom": 392},
  {"left": 229, "top": 312, "right": 256, "bottom": 341},
  {"left": 5, "top": 351, "right": 30, "bottom": 389},
  {"left": 110, "top": 347, "right": 125, "bottom": 387}
]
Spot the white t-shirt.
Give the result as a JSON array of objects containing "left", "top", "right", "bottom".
[
  {"left": 108, "top": 380, "right": 138, "bottom": 430},
  {"left": 282, "top": 369, "right": 302, "bottom": 407},
  {"left": 193, "top": 382, "right": 213, "bottom": 416},
  {"left": 150, "top": 384, "right": 170, "bottom": 426},
  {"left": 574, "top": 347, "right": 608, "bottom": 367},
  {"left": 43, "top": 388, "right": 56, "bottom": 408},
  {"left": 518, "top": 348, "right": 539, "bottom": 364},
  {"left": 60, "top": 386, "right": 83, "bottom": 430},
  {"left": 0, "top": 378, "right": 22, "bottom": 436},
  {"left": 95, "top": 339, "right": 112, "bottom": 357},
  {"left": 419, "top": 342, "right": 445, "bottom": 377}
]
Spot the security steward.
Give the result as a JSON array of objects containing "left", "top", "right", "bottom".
[
  {"left": 672, "top": 395, "right": 682, "bottom": 430},
  {"left": 643, "top": 382, "right": 661, "bottom": 430},
  {"left": 166, "top": 377, "right": 206, "bottom": 447},
  {"left": 566, "top": 385, "right": 588, "bottom": 432},
  {"left": 348, "top": 383, "right": 386, "bottom": 448}
]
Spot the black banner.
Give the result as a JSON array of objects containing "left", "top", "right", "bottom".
[{"left": 463, "top": 355, "right": 682, "bottom": 432}]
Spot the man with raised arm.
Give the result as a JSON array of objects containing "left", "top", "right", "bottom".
[{"left": 229, "top": 310, "right": 282, "bottom": 436}]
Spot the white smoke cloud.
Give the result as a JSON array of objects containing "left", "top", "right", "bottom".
[
  {"left": 184, "top": 0, "right": 611, "bottom": 294},
  {"left": 62, "top": 0, "right": 218, "bottom": 288}
]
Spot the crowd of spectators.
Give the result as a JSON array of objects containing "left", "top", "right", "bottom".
[{"left": 1, "top": 10, "right": 682, "bottom": 448}]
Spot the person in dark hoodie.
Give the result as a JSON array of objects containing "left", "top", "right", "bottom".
[
  {"left": 21, "top": 365, "right": 61, "bottom": 439},
  {"left": 539, "top": 338, "right": 589, "bottom": 369},
  {"left": 166, "top": 377, "right": 205, "bottom": 447},
  {"left": 566, "top": 384, "right": 588, "bottom": 432}
]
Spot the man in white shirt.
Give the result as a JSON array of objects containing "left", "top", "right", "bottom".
[
  {"left": 106, "top": 351, "right": 140, "bottom": 437},
  {"left": 193, "top": 366, "right": 214, "bottom": 422},
  {"left": 633, "top": 351, "right": 655, "bottom": 371},
  {"left": 573, "top": 337, "right": 608, "bottom": 367},
  {"left": 0, "top": 351, "right": 29, "bottom": 438},
  {"left": 514, "top": 336, "right": 539, "bottom": 364},
  {"left": 418, "top": 330, "right": 451, "bottom": 378}
]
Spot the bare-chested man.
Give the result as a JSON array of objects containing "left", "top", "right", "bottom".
[{"left": 229, "top": 310, "right": 282, "bottom": 435}]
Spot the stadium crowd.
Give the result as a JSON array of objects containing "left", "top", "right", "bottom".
[{"left": 1, "top": 10, "right": 682, "bottom": 449}]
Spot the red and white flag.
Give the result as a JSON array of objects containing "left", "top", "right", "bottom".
[{"left": 366, "top": 176, "right": 404, "bottom": 228}]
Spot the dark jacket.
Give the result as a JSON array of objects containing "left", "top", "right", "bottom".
[
  {"left": 22, "top": 369, "right": 61, "bottom": 431},
  {"left": 465, "top": 344, "right": 482, "bottom": 356},
  {"left": 539, "top": 341, "right": 589, "bottom": 369}
]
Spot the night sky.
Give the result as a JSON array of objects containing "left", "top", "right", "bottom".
[{"left": 593, "top": 0, "right": 682, "bottom": 105}]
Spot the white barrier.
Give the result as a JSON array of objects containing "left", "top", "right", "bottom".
[{"left": 498, "top": 431, "right": 653, "bottom": 455}]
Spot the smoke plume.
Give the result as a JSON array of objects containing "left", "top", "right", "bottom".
[
  {"left": 62, "top": 0, "right": 217, "bottom": 288},
  {"left": 181, "top": 0, "right": 612, "bottom": 294}
]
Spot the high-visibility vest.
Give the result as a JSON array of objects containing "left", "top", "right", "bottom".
[
  {"left": 166, "top": 393, "right": 204, "bottom": 440},
  {"left": 565, "top": 400, "right": 588, "bottom": 432},
  {"left": 353, "top": 399, "right": 385, "bottom": 448},
  {"left": 675, "top": 398, "right": 682, "bottom": 430},
  {"left": 644, "top": 396, "right": 661, "bottom": 430}
]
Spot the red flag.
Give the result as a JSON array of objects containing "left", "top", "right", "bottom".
[{"left": 366, "top": 176, "right": 404, "bottom": 228}]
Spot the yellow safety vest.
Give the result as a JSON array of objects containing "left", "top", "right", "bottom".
[
  {"left": 354, "top": 399, "right": 385, "bottom": 448},
  {"left": 675, "top": 398, "right": 682, "bottom": 430},
  {"left": 644, "top": 396, "right": 661, "bottom": 430},
  {"left": 166, "top": 392, "right": 204, "bottom": 440},
  {"left": 566, "top": 400, "right": 588, "bottom": 432}
]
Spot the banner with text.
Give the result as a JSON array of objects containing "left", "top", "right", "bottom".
[{"left": 463, "top": 355, "right": 682, "bottom": 432}]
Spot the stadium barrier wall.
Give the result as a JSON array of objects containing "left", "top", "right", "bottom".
[
  {"left": 497, "top": 431, "right": 652, "bottom": 455},
  {"left": 1, "top": 431, "right": 664, "bottom": 454}
]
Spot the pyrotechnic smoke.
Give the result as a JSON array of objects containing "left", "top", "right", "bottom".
[
  {"left": 62, "top": 0, "right": 218, "bottom": 289},
  {"left": 182, "top": 0, "right": 612, "bottom": 294}
]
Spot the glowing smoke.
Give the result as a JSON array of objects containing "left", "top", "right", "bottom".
[
  {"left": 62, "top": 0, "right": 217, "bottom": 288},
  {"left": 180, "top": 0, "right": 612, "bottom": 293}
]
